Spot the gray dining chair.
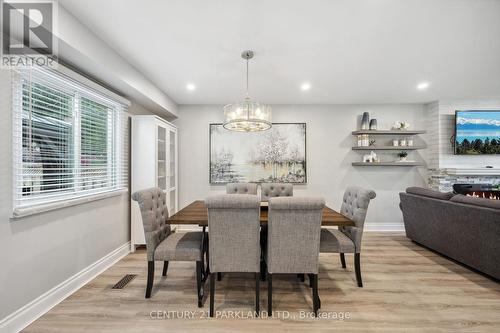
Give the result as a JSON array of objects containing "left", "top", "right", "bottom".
[
  {"left": 226, "top": 182, "right": 258, "bottom": 195},
  {"left": 132, "top": 187, "right": 205, "bottom": 306},
  {"left": 206, "top": 194, "right": 261, "bottom": 317},
  {"left": 265, "top": 197, "right": 325, "bottom": 317},
  {"left": 320, "top": 187, "right": 376, "bottom": 287},
  {"left": 259, "top": 183, "right": 294, "bottom": 280},
  {"left": 260, "top": 183, "right": 293, "bottom": 201}
]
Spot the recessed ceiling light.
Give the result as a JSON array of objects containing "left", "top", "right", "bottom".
[
  {"left": 417, "top": 82, "right": 430, "bottom": 90},
  {"left": 301, "top": 82, "right": 311, "bottom": 91},
  {"left": 186, "top": 83, "right": 196, "bottom": 91}
]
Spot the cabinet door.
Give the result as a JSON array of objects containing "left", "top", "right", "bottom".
[
  {"left": 168, "top": 128, "right": 177, "bottom": 213},
  {"left": 157, "top": 125, "right": 167, "bottom": 190}
]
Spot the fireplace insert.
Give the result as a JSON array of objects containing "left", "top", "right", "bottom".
[{"left": 453, "top": 183, "right": 500, "bottom": 200}]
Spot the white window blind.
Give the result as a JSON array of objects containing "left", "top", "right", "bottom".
[{"left": 12, "top": 67, "right": 129, "bottom": 217}]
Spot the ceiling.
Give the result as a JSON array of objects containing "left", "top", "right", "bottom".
[{"left": 59, "top": 0, "right": 500, "bottom": 105}]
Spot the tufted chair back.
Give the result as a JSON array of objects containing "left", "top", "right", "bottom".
[
  {"left": 261, "top": 183, "right": 293, "bottom": 202},
  {"left": 267, "top": 197, "right": 325, "bottom": 274},
  {"left": 339, "top": 187, "right": 376, "bottom": 252},
  {"left": 206, "top": 194, "right": 261, "bottom": 273},
  {"left": 132, "top": 187, "right": 171, "bottom": 261},
  {"left": 226, "top": 182, "right": 258, "bottom": 195}
]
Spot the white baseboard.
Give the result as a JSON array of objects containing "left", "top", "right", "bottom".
[
  {"left": 364, "top": 222, "right": 405, "bottom": 232},
  {"left": 0, "top": 242, "right": 131, "bottom": 333}
]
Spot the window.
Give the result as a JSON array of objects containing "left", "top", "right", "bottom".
[{"left": 12, "top": 67, "right": 128, "bottom": 217}]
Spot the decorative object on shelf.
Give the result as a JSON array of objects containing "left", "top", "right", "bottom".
[
  {"left": 369, "top": 119, "right": 377, "bottom": 130},
  {"left": 369, "top": 139, "right": 376, "bottom": 146},
  {"left": 364, "top": 135, "right": 370, "bottom": 146},
  {"left": 397, "top": 151, "right": 408, "bottom": 162},
  {"left": 358, "top": 134, "right": 370, "bottom": 147},
  {"left": 209, "top": 123, "right": 306, "bottom": 183},
  {"left": 361, "top": 112, "right": 370, "bottom": 130},
  {"left": 363, "top": 151, "right": 379, "bottom": 163},
  {"left": 392, "top": 121, "right": 410, "bottom": 130},
  {"left": 407, "top": 137, "right": 414, "bottom": 146},
  {"left": 400, "top": 138, "right": 407, "bottom": 147},
  {"left": 392, "top": 139, "right": 399, "bottom": 147},
  {"left": 223, "top": 50, "right": 271, "bottom": 132}
]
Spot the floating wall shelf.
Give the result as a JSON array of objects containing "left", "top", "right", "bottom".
[
  {"left": 352, "top": 146, "right": 425, "bottom": 151},
  {"left": 351, "top": 129, "right": 427, "bottom": 166},
  {"left": 352, "top": 130, "right": 427, "bottom": 135},
  {"left": 352, "top": 162, "right": 422, "bottom": 167}
]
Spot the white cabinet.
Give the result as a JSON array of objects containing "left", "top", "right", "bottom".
[{"left": 131, "top": 115, "right": 178, "bottom": 251}]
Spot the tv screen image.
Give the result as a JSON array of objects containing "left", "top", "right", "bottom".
[{"left": 455, "top": 110, "right": 500, "bottom": 155}]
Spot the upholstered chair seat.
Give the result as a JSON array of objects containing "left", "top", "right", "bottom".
[
  {"left": 132, "top": 187, "right": 205, "bottom": 306},
  {"left": 154, "top": 232, "right": 203, "bottom": 261},
  {"left": 226, "top": 182, "right": 258, "bottom": 195},
  {"left": 320, "top": 229, "right": 355, "bottom": 253},
  {"left": 319, "top": 186, "right": 376, "bottom": 287}
]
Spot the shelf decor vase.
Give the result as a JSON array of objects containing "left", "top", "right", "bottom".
[
  {"left": 369, "top": 119, "right": 377, "bottom": 130},
  {"left": 361, "top": 112, "right": 370, "bottom": 130}
]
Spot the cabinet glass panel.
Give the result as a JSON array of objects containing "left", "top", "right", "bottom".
[
  {"left": 169, "top": 130, "right": 176, "bottom": 188},
  {"left": 157, "top": 126, "right": 167, "bottom": 190},
  {"left": 169, "top": 189, "right": 176, "bottom": 214}
]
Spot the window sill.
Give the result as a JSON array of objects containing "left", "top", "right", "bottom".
[{"left": 12, "top": 188, "right": 129, "bottom": 219}]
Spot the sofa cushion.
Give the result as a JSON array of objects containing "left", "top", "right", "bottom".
[
  {"left": 405, "top": 187, "right": 454, "bottom": 200},
  {"left": 450, "top": 194, "right": 500, "bottom": 210}
]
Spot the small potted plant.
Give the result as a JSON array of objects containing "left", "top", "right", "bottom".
[
  {"left": 393, "top": 121, "right": 410, "bottom": 130},
  {"left": 397, "top": 151, "right": 408, "bottom": 162}
]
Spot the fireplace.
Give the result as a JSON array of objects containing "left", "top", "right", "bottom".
[{"left": 453, "top": 184, "right": 500, "bottom": 200}]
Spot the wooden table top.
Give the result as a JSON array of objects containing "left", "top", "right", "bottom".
[{"left": 167, "top": 200, "right": 355, "bottom": 227}]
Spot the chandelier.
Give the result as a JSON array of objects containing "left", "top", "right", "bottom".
[{"left": 223, "top": 50, "right": 272, "bottom": 132}]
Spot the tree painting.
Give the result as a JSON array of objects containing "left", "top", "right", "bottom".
[{"left": 209, "top": 123, "right": 306, "bottom": 183}]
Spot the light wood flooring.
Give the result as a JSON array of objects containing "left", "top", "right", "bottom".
[{"left": 24, "top": 233, "right": 500, "bottom": 332}]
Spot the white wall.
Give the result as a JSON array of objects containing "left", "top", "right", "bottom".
[
  {"left": 0, "top": 69, "right": 154, "bottom": 322},
  {"left": 437, "top": 100, "right": 500, "bottom": 168},
  {"left": 174, "top": 104, "right": 428, "bottom": 230}
]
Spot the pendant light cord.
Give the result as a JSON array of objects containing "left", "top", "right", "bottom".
[{"left": 246, "top": 56, "right": 249, "bottom": 98}]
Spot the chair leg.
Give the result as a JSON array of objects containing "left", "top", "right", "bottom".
[
  {"left": 217, "top": 272, "right": 222, "bottom": 281},
  {"left": 308, "top": 273, "right": 313, "bottom": 288},
  {"left": 209, "top": 273, "right": 215, "bottom": 317},
  {"left": 196, "top": 261, "right": 203, "bottom": 308},
  {"left": 312, "top": 274, "right": 319, "bottom": 317},
  {"left": 340, "top": 253, "right": 346, "bottom": 269},
  {"left": 205, "top": 237, "right": 210, "bottom": 277},
  {"left": 354, "top": 253, "right": 363, "bottom": 287},
  {"left": 255, "top": 272, "right": 260, "bottom": 316},
  {"left": 162, "top": 261, "right": 169, "bottom": 276},
  {"left": 146, "top": 261, "right": 154, "bottom": 299},
  {"left": 260, "top": 259, "right": 266, "bottom": 281},
  {"left": 267, "top": 272, "right": 273, "bottom": 317}
]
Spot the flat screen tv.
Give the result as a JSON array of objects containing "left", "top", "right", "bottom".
[{"left": 455, "top": 110, "right": 500, "bottom": 155}]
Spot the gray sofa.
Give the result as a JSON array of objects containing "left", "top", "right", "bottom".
[{"left": 399, "top": 187, "right": 500, "bottom": 280}]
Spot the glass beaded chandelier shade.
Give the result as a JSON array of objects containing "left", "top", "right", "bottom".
[{"left": 223, "top": 50, "right": 272, "bottom": 132}]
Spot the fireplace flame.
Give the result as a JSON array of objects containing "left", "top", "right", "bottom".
[{"left": 466, "top": 191, "right": 500, "bottom": 200}]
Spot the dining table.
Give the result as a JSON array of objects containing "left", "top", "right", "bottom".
[{"left": 167, "top": 200, "right": 356, "bottom": 227}]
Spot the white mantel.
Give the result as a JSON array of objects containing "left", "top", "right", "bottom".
[{"left": 442, "top": 167, "right": 500, "bottom": 176}]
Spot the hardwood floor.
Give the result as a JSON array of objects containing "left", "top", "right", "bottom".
[{"left": 24, "top": 233, "right": 500, "bottom": 332}]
